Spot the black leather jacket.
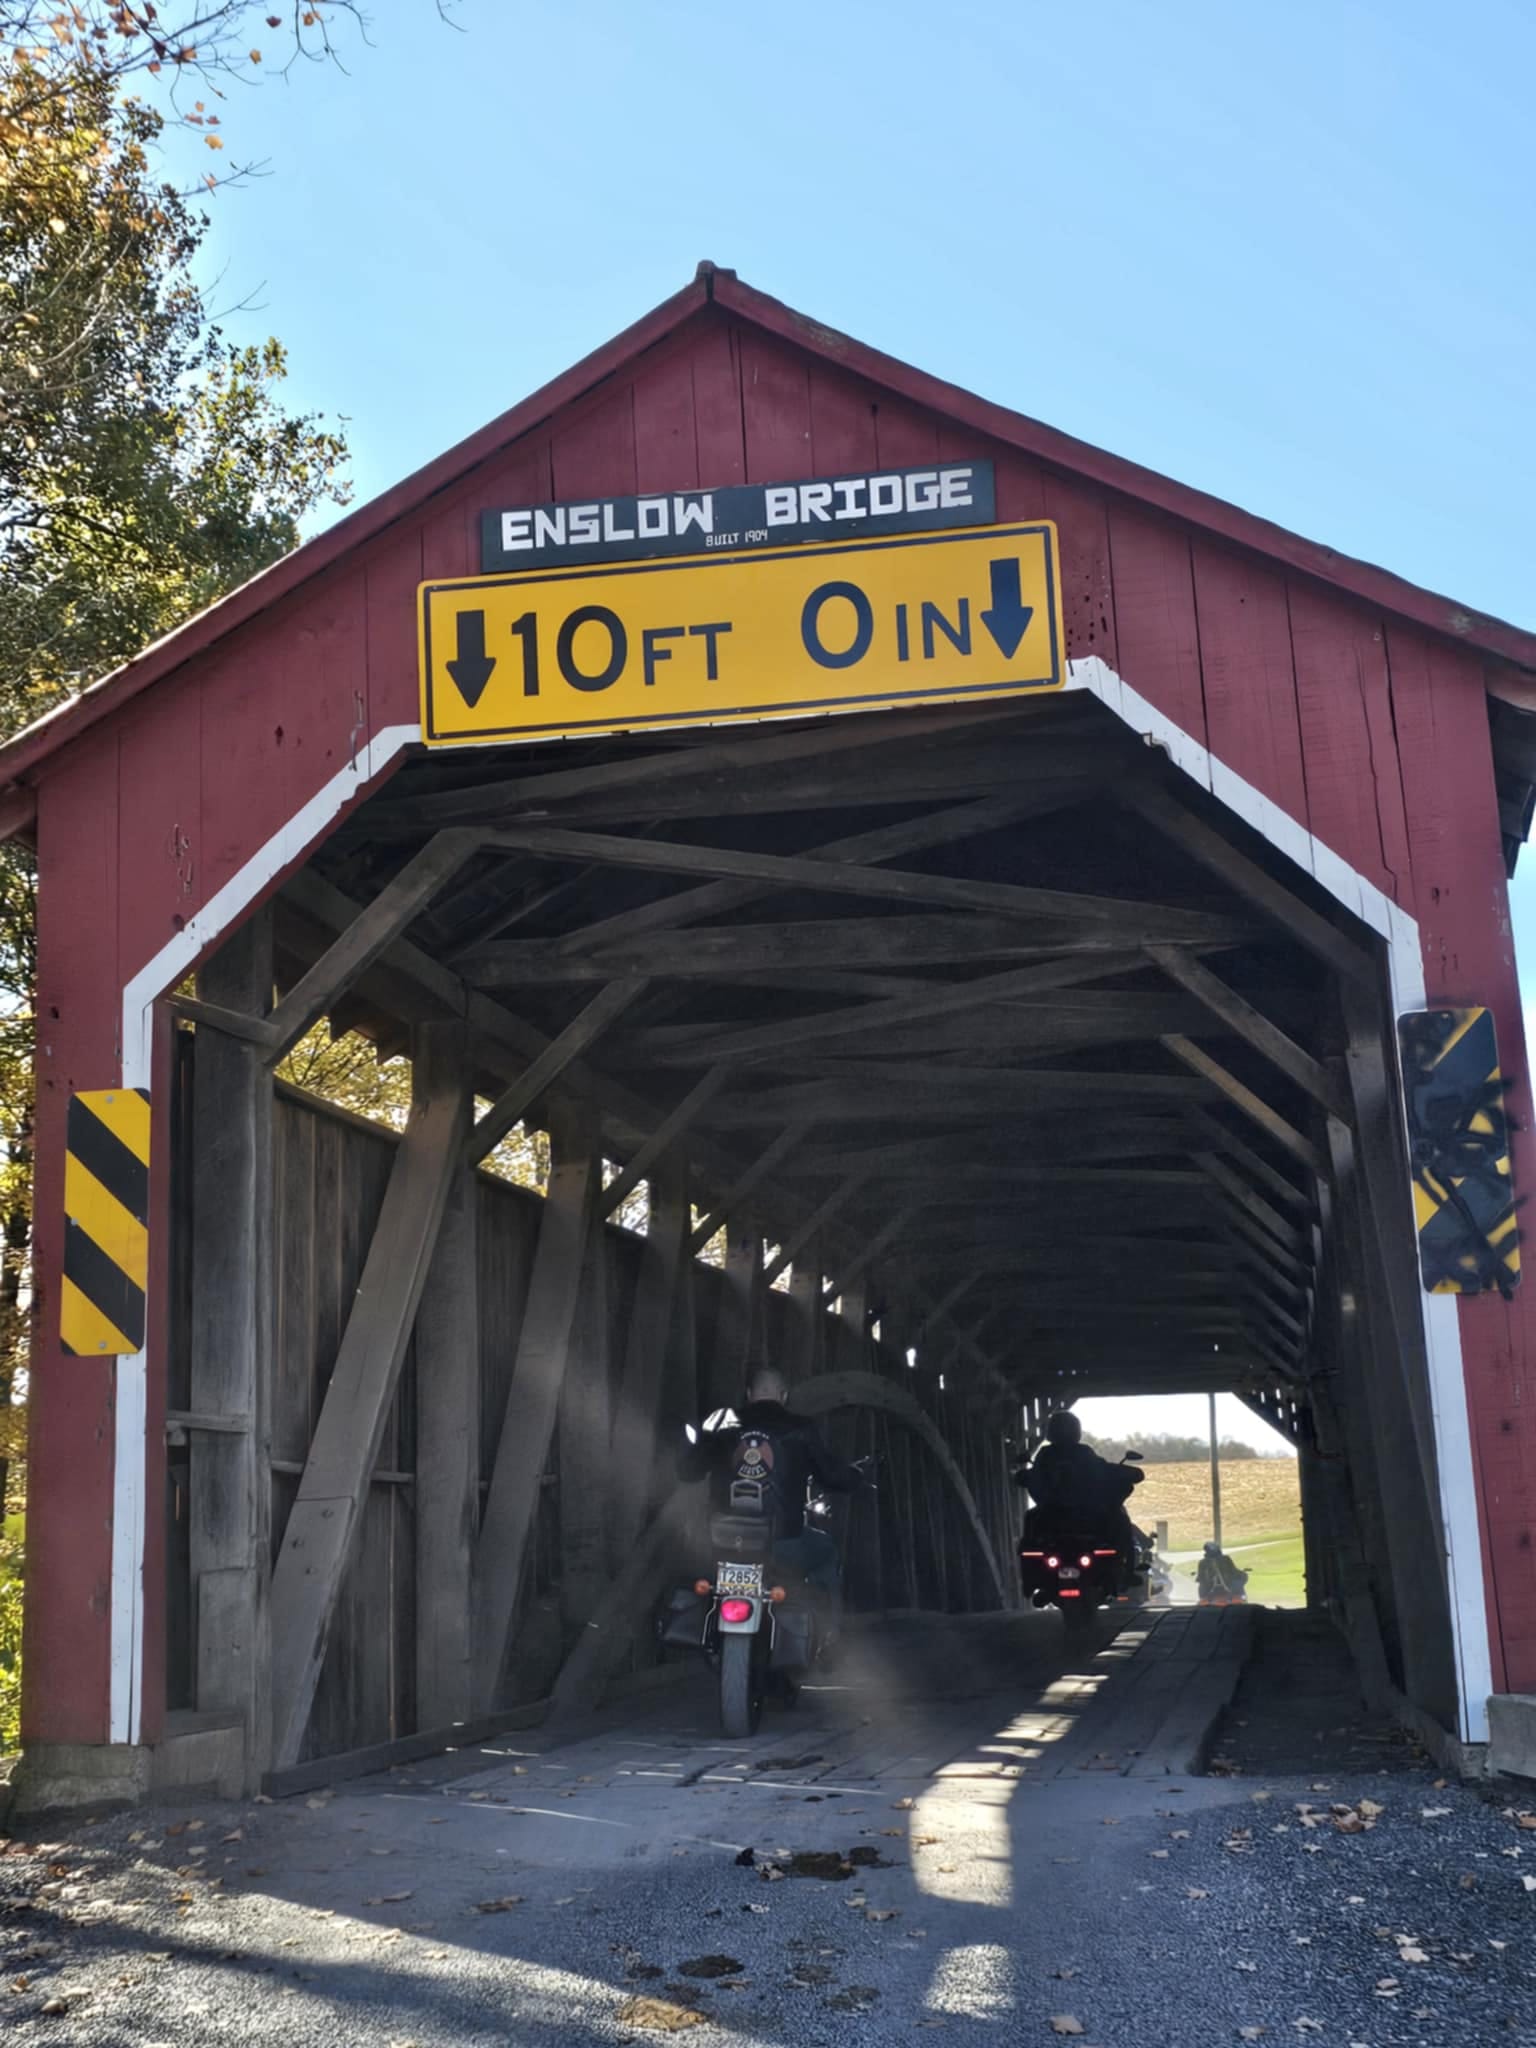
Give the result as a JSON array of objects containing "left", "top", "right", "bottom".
[{"left": 678, "top": 1399, "right": 863, "bottom": 1538}]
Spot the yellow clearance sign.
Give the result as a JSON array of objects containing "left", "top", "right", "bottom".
[{"left": 418, "top": 521, "right": 1064, "bottom": 747}]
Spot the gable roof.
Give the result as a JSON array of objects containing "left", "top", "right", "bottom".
[{"left": 3, "top": 260, "right": 1534, "bottom": 834}]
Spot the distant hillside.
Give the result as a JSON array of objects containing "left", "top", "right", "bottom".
[
  {"left": 1130, "top": 1457, "right": 1302, "bottom": 1554},
  {"left": 1084, "top": 1430, "right": 1282, "bottom": 1463}
]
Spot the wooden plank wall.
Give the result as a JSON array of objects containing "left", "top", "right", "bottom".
[{"left": 164, "top": 1083, "right": 1011, "bottom": 1758}]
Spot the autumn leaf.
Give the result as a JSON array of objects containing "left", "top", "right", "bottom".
[
  {"left": 474, "top": 1896, "right": 524, "bottom": 1914},
  {"left": 1049, "top": 2020, "right": 1085, "bottom": 2038},
  {"left": 614, "top": 1997, "right": 705, "bottom": 2033}
]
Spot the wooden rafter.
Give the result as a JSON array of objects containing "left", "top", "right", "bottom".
[
  {"left": 483, "top": 822, "right": 1261, "bottom": 942},
  {"left": 1148, "top": 944, "right": 1353, "bottom": 1124}
]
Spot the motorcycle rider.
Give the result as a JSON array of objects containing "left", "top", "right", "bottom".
[
  {"left": 1016, "top": 1411, "right": 1143, "bottom": 1567},
  {"left": 678, "top": 1364, "right": 866, "bottom": 1608},
  {"left": 1197, "top": 1540, "right": 1249, "bottom": 1603}
]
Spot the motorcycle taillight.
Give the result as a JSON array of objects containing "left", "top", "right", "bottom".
[
  {"left": 719, "top": 1598, "right": 754, "bottom": 1624},
  {"left": 1046, "top": 1555, "right": 1060, "bottom": 1570}
]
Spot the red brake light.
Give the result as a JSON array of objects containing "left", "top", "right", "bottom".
[
  {"left": 1059, "top": 1588, "right": 1081, "bottom": 1598},
  {"left": 1093, "top": 1548, "right": 1118, "bottom": 1557},
  {"left": 1046, "top": 1555, "right": 1060, "bottom": 1570},
  {"left": 719, "top": 1598, "right": 753, "bottom": 1624}
]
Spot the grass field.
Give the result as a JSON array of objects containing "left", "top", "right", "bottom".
[{"left": 1132, "top": 1457, "right": 1306, "bottom": 1606}]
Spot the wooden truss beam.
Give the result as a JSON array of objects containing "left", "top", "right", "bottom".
[
  {"left": 629, "top": 961, "right": 1174, "bottom": 1067},
  {"left": 269, "top": 1024, "right": 471, "bottom": 1767},
  {"left": 474, "top": 1131, "right": 601, "bottom": 1706},
  {"left": 688, "top": 1120, "right": 812, "bottom": 1253},
  {"left": 364, "top": 698, "right": 1038, "bottom": 835},
  {"left": 598, "top": 1065, "right": 727, "bottom": 1221},
  {"left": 762, "top": 1175, "right": 868, "bottom": 1288},
  {"left": 552, "top": 789, "right": 1097, "bottom": 956},
  {"left": 467, "top": 977, "right": 646, "bottom": 1164},
  {"left": 456, "top": 912, "right": 1156, "bottom": 988},
  {"left": 264, "top": 830, "right": 480, "bottom": 1062},
  {"left": 484, "top": 822, "right": 1259, "bottom": 944},
  {"left": 1163, "top": 1034, "right": 1327, "bottom": 1175},
  {"left": 1124, "top": 778, "right": 1375, "bottom": 985},
  {"left": 1193, "top": 1111, "right": 1313, "bottom": 1214},
  {"left": 1148, "top": 944, "right": 1353, "bottom": 1125}
]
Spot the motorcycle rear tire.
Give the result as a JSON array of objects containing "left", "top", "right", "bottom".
[{"left": 720, "top": 1631, "right": 764, "bottom": 1738}]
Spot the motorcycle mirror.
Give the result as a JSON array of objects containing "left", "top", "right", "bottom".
[{"left": 1123, "top": 1449, "right": 1145, "bottom": 1461}]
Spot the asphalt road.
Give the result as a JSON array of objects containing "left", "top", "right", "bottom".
[{"left": 3, "top": 1609, "right": 1534, "bottom": 2046}]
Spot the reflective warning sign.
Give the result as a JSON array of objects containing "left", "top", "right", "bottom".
[{"left": 419, "top": 521, "right": 1064, "bottom": 747}]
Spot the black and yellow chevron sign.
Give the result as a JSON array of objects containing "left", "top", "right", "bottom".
[
  {"left": 1397, "top": 1007, "right": 1520, "bottom": 1298},
  {"left": 61, "top": 1089, "right": 150, "bottom": 1355}
]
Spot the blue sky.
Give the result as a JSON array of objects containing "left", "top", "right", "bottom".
[{"left": 163, "top": 0, "right": 1536, "bottom": 1448}]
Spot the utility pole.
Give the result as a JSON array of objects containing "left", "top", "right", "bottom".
[{"left": 1208, "top": 1391, "right": 1224, "bottom": 1552}]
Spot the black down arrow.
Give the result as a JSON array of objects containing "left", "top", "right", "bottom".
[
  {"left": 978, "top": 559, "right": 1034, "bottom": 659},
  {"left": 447, "top": 610, "right": 496, "bottom": 707}
]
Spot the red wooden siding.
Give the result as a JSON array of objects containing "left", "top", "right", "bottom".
[
  {"left": 1389, "top": 629, "right": 1536, "bottom": 1692},
  {"left": 27, "top": 732, "right": 124, "bottom": 1743}
]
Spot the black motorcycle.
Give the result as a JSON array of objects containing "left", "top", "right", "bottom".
[
  {"left": 657, "top": 1424, "right": 870, "bottom": 1737},
  {"left": 1019, "top": 1451, "right": 1147, "bottom": 1629}
]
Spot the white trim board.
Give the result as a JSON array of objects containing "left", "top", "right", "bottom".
[
  {"left": 102, "top": 679, "right": 1495, "bottom": 1750},
  {"left": 1066, "top": 655, "right": 1493, "bottom": 1746},
  {"left": 108, "top": 722, "right": 420, "bottom": 1743}
]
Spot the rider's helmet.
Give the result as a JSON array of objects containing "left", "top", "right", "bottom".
[
  {"left": 1044, "top": 1411, "right": 1082, "bottom": 1447},
  {"left": 1203, "top": 1540, "right": 1221, "bottom": 1555}
]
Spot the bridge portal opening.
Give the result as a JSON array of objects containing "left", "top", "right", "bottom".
[{"left": 159, "top": 687, "right": 1462, "bottom": 1781}]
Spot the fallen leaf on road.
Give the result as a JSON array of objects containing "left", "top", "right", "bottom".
[
  {"left": 474, "top": 1897, "right": 524, "bottom": 1914},
  {"left": 614, "top": 1996, "right": 705, "bottom": 2032},
  {"left": 1049, "top": 2019, "right": 1085, "bottom": 2037},
  {"left": 1239, "top": 2030, "right": 1266, "bottom": 2042},
  {"left": 1421, "top": 1808, "right": 1452, "bottom": 1819},
  {"left": 1186, "top": 1888, "right": 1208, "bottom": 1900},
  {"left": 865, "top": 1909, "right": 898, "bottom": 1922},
  {"left": 366, "top": 1892, "right": 412, "bottom": 1905},
  {"left": 221, "top": 1830, "right": 243, "bottom": 1844},
  {"left": 1522, "top": 1875, "right": 1536, "bottom": 1893},
  {"left": 1170, "top": 1830, "right": 1190, "bottom": 1841},
  {"left": 40, "top": 1997, "right": 68, "bottom": 2017},
  {"left": 1293, "top": 2023, "right": 1323, "bottom": 2035},
  {"left": 1150, "top": 1850, "right": 1170, "bottom": 1859},
  {"left": 677, "top": 1956, "right": 743, "bottom": 1979},
  {"left": 1235, "top": 1962, "right": 1257, "bottom": 1973}
]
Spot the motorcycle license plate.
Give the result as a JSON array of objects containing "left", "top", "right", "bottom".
[
  {"left": 717, "top": 1562, "right": 764, "bottom": 1596},
  {"left": 1058, "top": 1566, "right": 1082, "bottom": 1581}
]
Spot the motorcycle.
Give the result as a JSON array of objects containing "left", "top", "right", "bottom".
[
  {"left": 1019, "top": 1450, "right": 1147, "bottom": 1630},
  {"left": 657, "top": 1422, "right": 870, "bottom": 1737}
]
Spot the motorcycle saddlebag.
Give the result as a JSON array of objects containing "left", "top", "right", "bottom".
[
  {"left": 657, "top": 1587, "right": 711, "bottom": 1649},
  {"left": 770, "top": 1604, "right": 813, "bottom": 1670}
]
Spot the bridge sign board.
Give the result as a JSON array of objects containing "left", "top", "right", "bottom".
[
  {"left": 419, "top": 520, "right": 1064, "bottom": 747},
  {"left": 479, "top": 461, "right": 996, "bottom": 571}
]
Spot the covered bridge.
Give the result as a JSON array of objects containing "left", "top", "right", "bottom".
[{"left": 5, "top": 265, "right": 1536, "bottom": 1806}]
